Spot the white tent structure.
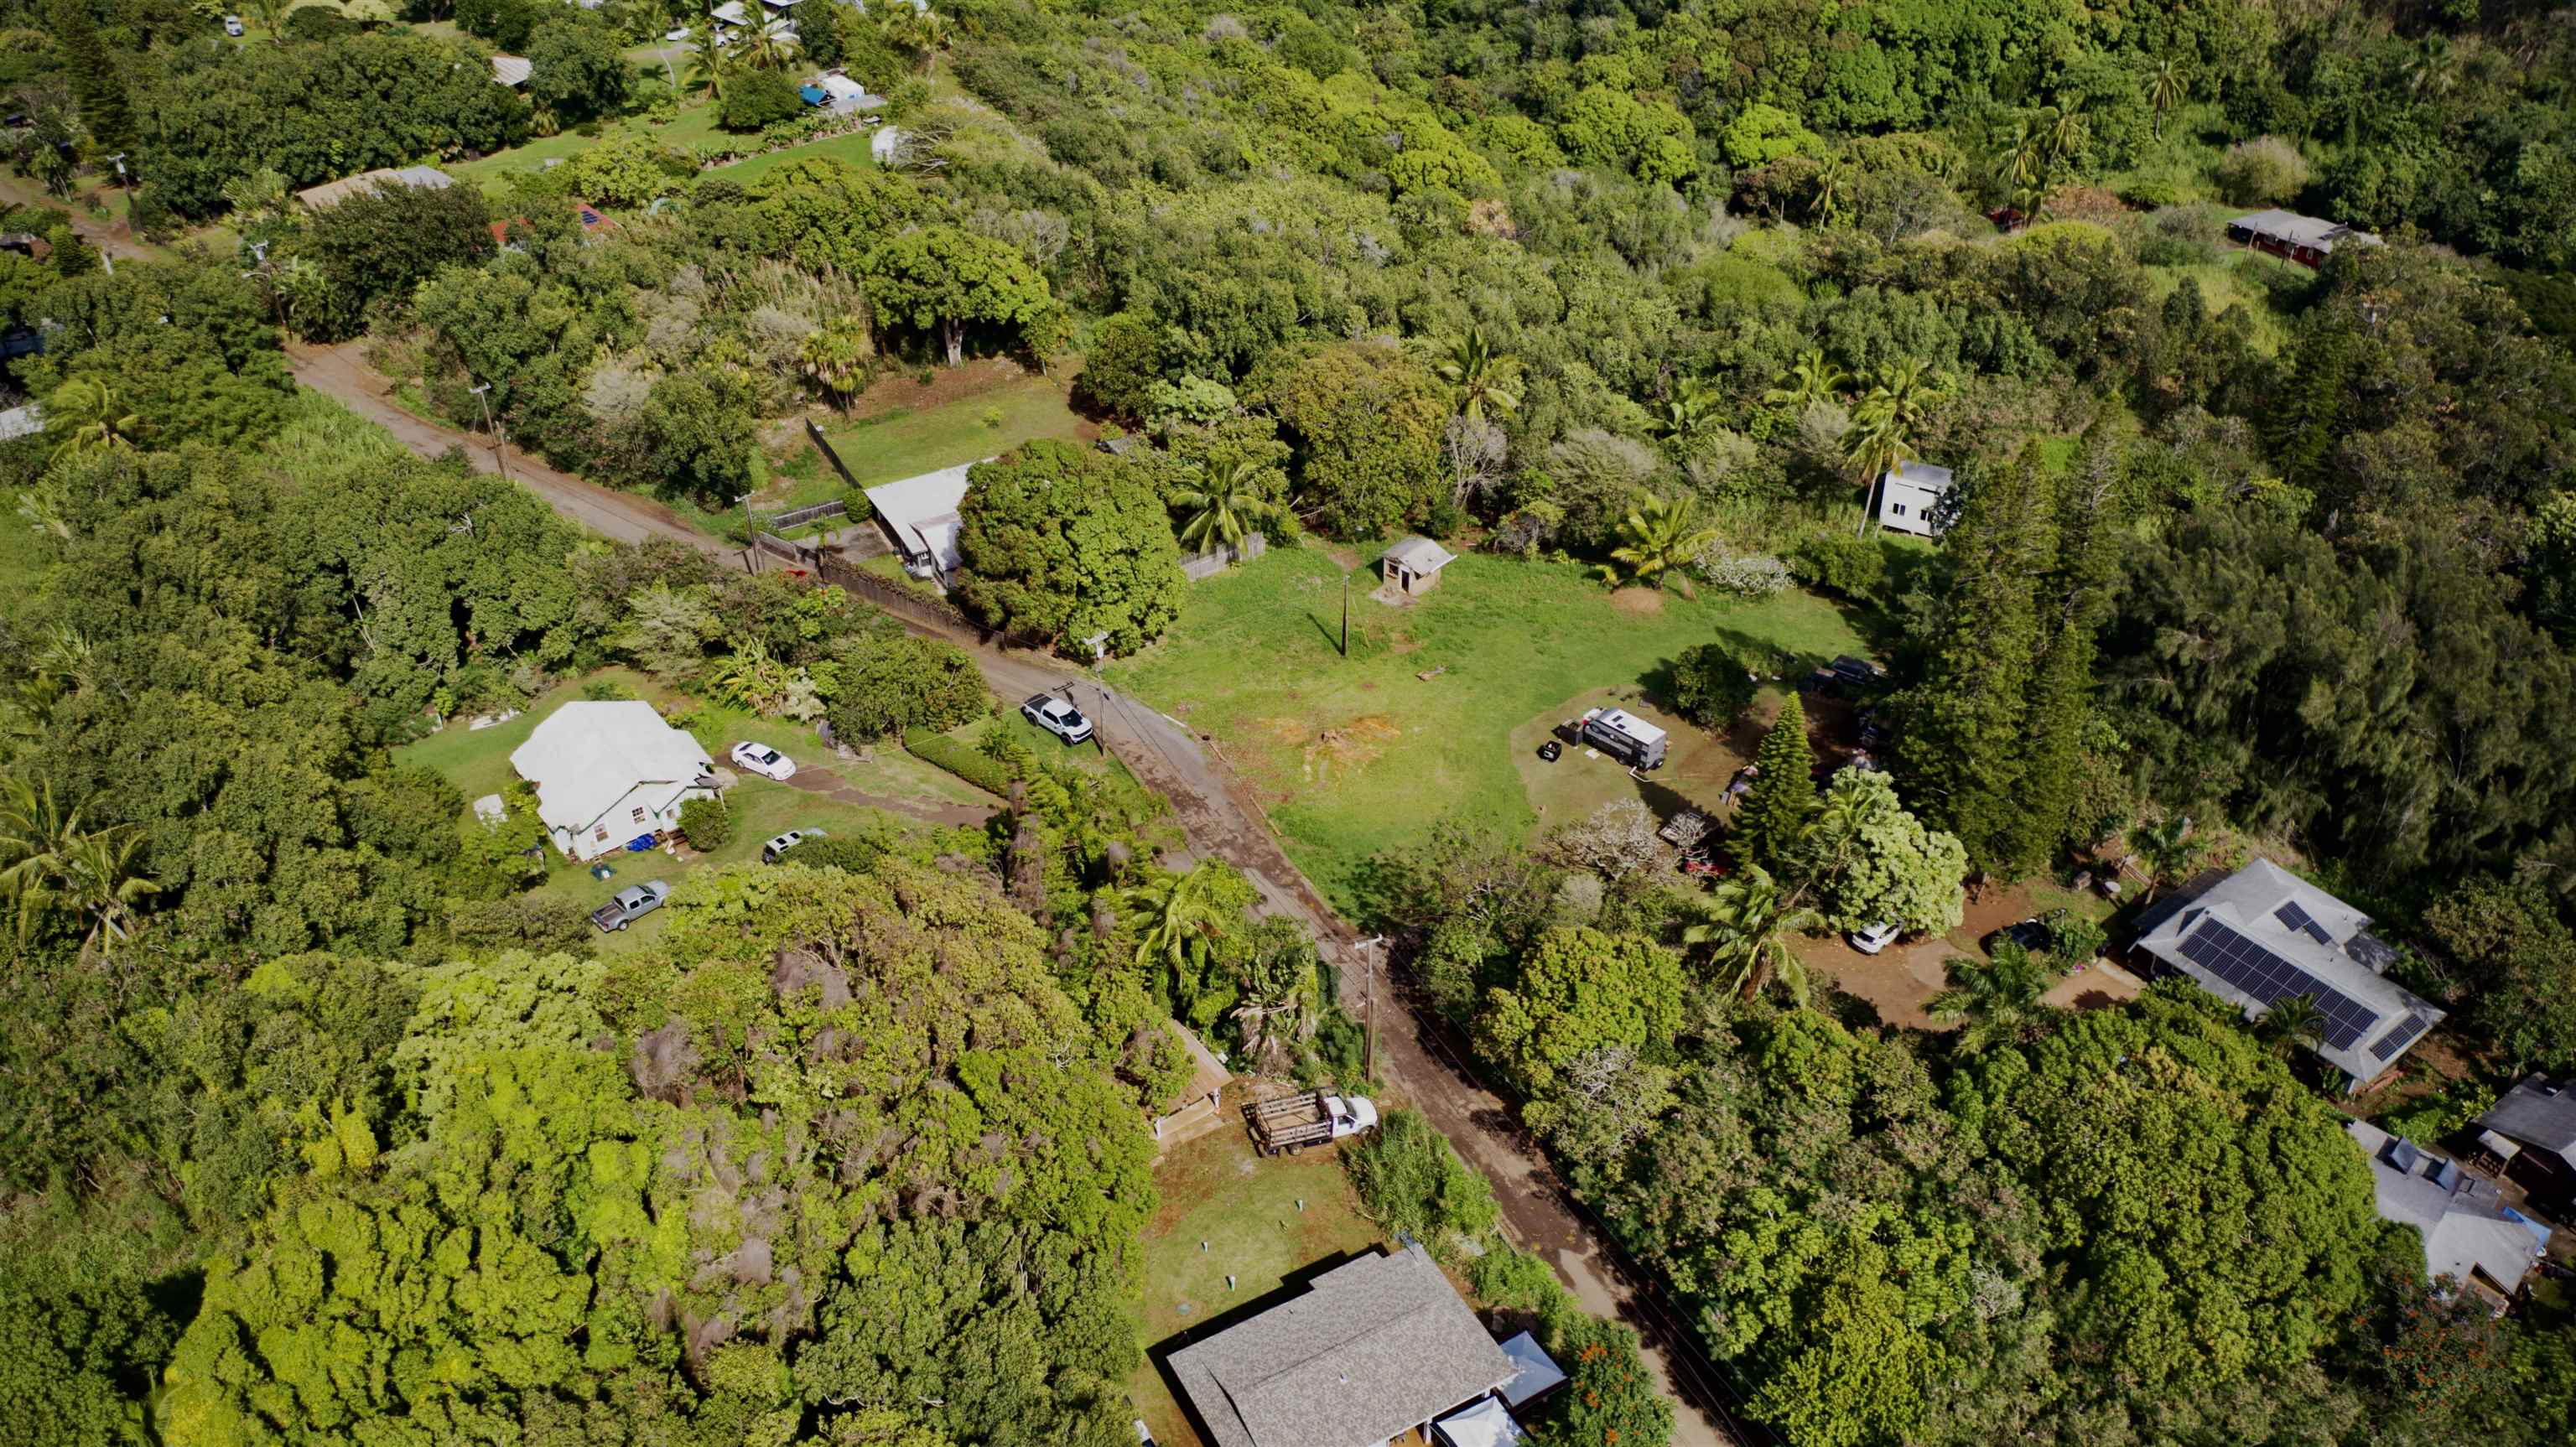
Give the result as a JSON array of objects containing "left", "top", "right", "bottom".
[
  {"left": 1495, "top": 1332, "right": 1566, "bottom": 1408},
  {"left": 1432, "top": 1397, "right": 1524, "bottom": 1447}
]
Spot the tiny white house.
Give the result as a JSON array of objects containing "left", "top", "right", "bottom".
[{"left": 1875, "top": 459, "right": 1953, "bottom": 537}]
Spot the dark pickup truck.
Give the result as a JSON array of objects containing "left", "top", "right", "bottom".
[{"left": 589, "top": 879, "right": 671, "bottom": 932}]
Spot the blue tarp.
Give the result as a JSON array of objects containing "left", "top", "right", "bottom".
[
  {"left": 626, "top": 834, "right": 657, "bottom": 853},
  {"left": 799, "top": 85, "right": 827, "bottom": 105}
]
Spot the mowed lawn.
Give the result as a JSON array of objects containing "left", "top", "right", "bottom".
[
  {"left": 1107, "top": 546, "right": 1869, "bottom": 910},
  {"left": 395, "top": 669, "right": 1000, "bottom": 952},
  {"left": 1131, "top": 1121, "right": 1385, "bottom": 1447},
  {"left": 794, "top": 373, "right": 1089, "bottom": 504}
]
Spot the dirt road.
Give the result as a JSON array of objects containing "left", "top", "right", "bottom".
[{"left": 285, "top": 350, "right": 1752, "bottom": 1447}]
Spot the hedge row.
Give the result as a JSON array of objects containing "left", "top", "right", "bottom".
[{"left": 902, "top": 727, "right": 1017, "bottom": 797}]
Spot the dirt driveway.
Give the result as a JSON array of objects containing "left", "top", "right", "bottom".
[{"left": 1510, "top": 687, "right": 1748, "bottom": 839}]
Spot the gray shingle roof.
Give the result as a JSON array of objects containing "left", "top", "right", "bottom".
[
  {"left": 1168, "top": 1246, "right": 1514, "bottom": 1447},
  {"left": 2229, "top": 209, "right": 2384, "bottom": 253},
  {"left": 2131, "top": 858, "right": 2442, "bottom": 1085},
  {"left": 2478, "top": 1075, "right": 2576, "bottom": 1168},
  {"left": 2347, "top": 1119, "right": 2550, "bottom": 1297}
]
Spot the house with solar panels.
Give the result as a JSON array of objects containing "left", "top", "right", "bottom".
[
  {"left": 2130, "top": 858, "right": 2442, "bottom": 1092},
  {"left": 2346, "top": 1118, "right": 2552, "bottom": 1311}
]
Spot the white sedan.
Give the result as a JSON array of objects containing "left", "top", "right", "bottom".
[
  {"left": 664, "top": 25, "right": 691, "bottom": 40},
  {"left": 1846, "top": 921, "right": 1902, "bottom": 955},
  {"left": 730, "top": 741, "right": 795, "bottom": 781}
]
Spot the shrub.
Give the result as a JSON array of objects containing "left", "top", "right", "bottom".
[
  {"left": 1669, "top": 640, "right": 1779, "bottom": 726},
  {"left": 2050, "top": 915, "right": 2110, "bottom": 966},
  {"left": 2215, "top": 136, "right": 2311, "bottom": 206},
  {"left": 1343, "top": 1108, "right": 1500, "bottom": 1262},
  {"left": 1468, "top": 1245, "right": 1572, "bottom": 1319},
  {"left": 720, "top": 68, "right": 805, "bottom": 133},
  {"left": 782, "top": 832, "right": 894, "bottom": 874},
  {"left": 903, "top": 726, "right": 1018, "bottom": 796},
  {"left": 579, "top": 679, "right": 634, "bottom": 702},
  {"left": 2119, "top": 177, "right": 2184, "bottom": 209},
  {"left": 1690, "top": 546, "right": 1793, "bottom": 599},
  {"left": 447, "top": 895, "right": 592, "bottom": 957},
  {"left": 1788, "top": 531, "right": 1888, "bottom": 600},
  {"left": 678, "top": 795, "right": 734, "bottom": 850},
  {"left": 826, "top": 634, "right": 985, "bottom": 742}
]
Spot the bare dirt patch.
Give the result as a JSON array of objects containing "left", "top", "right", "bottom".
[
  {"left": 842, "top": 355, "right": 1049, "bottom": 422},
  {"left": 1303, "top": 714, "right": 1401, "bottom": 782},
  {"left": 1610, "top": 586, "right": 1668, "bottom": 616}
]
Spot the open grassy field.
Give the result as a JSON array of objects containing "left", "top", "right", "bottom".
[
  {"left": 446, "top": 101, "right": 730, "bottom": 197},
  {"left": 2143, "top": 252, "right": 2306, "bottom": 356},
  {"left": 1130, "top": 1120, "right": 1385, "bottom": 1447},
  {"left": 1106, "top": 545, "right": 1871, "bottom": 911},
  {"left": 708, "top": 129, "right": 883, "bottom": 186},
  {"left": 776, "top": 371, "right": 1091, "bottom": 507},
  {"left": 395, "top": 667, "right": 1002, "bottom": 952}
]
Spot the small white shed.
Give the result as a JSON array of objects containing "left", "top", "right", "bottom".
[{"left": 1875, "top": 459, "right": 1953, "bottom": 537}]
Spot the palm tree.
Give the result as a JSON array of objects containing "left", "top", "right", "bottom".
[
  {"left": 2146, "top": 60, "right": 2185, "bottom": 143},
  {"left": 2129, "top": 814, "right": 2202, "bottom": 899},
  {"left": 1230, "top": 933, "right": 1316, "bottom": 1066},
  {"left": 46, "top": 380, "right": 141, "bottom": 462},
  {"left": 0, "top": 778, "right": 158, "bottom": 958},
  {"left": 1808, "top": 154, "right": 1851, "bottom": 227},
  {"left": 1170, "top": 459, "right": 1282, "bottom": 555},
  {"left": 883, "top": 5, "right": 950, "bottom": 75},
  {"left": 1846, "top": 358, "right": 1947, "bottom": 533},
  {"left": 1681, "top": 864, "right": 1824, "bottom": 1005},
  {"left": 1926, "top": 943, "right": 2054, "bottom": 1055},
  {"left": 1762, "top": 349, "right": 1848, "bottom": 412},
  {"left": 219, "top": 168, "right": 292, "bottom": 226},
  {"left": 1123, "top": 863, "right": 1239, "bottom": 1024},
  {"left": 268, "top": 257, "right": 325, "bottom": 330},
  {"left": 800, "top": 319, "right": 873, "bottom": 409},
  {"left": 2044, "top": 107, "right": 2088, "bottom": 174},
  {"left": 2406, "top": 36, "right": 2455, "bottom": 100},
  {"left": 1435, "top": 326, "right": 1523, "bottom": 422},
  {"left": 2258, "top": 993, "right": 2328, "bottom": 1059},
  {"left": 1997, "top": 110, "right": 2053, "bottom": 196},
  {"left": 1599, "top": 493, "right": 1722, "bottom": 597},
  {"left": 740, "top": 19, "right": 798, "bottom": 72},
  {"left": 686, "top": 28, "right": 726, "bottom": 100}
]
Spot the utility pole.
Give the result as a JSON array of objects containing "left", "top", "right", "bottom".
[
  {"left": 469, "top": 382, "right": 508, "bottom": 483},
  {"left": 1355, "top": 935, "right": 1386, "bottom": 1079}
]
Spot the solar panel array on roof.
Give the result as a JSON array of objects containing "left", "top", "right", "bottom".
[
  {"left": 2177, "top": 921, "right": 2379, "bottom": 1050},
  {"left": 2372, "top": 1014, "right": 2432, "bottom": 1063},
  {"left": 2272, "top": 900, "right": 2333, "bottom": 945}
]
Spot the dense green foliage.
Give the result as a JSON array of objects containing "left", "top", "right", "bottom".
[{"left": 955, "top": 440, "right": 1187, "bottom": 655}]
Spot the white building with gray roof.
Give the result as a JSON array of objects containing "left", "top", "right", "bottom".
[
  {"left": 1167, "top": 1244, "right": 1516, "bottom": 1447},
  {"left": 2130, "top": 858, "right": 2442, "bottom": 1091},
  {"left": 2347, "top": 1118, "right": 2551, "bottom": 1310}
]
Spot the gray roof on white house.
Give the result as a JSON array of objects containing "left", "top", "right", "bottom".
[
  {"left": 2230, "top": 209, "right": 2384, "bottom": 253},
  {"left": 2478, "top": 1075, "right": 2576, "bottom": 1169},
  {"left": 2132, "top": 858, "right": 2442, "bottom": 1086},
  {"left": 1381, "top": 536, "right": 1457, "bottom": 574},
  {"left": 1883, "top": 459, "right": 1953, "bottom": 492},
  {"left": 1168, "top": 1245, "right": 1514, "bottom": 1447},
  {"left": 864, "top": 461, "right": 985, "bottom": 574},
  {"left": 2347, "top": 1119, "right": 2550, "bottom": 1299}
]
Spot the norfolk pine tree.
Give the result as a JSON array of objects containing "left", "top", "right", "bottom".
[{"left": 1736, "top": 692, "right": 1816, "bottom": 873}]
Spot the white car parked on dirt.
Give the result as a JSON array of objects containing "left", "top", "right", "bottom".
[
  {"left": 1846, "top": 921, "right": 1903, "bottom": 955},
  {"left": 730, "top": 741, "right": 796, "bottom": 781}
]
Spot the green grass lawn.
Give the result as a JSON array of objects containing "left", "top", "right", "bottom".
[
  {"left": 707, "top": 129, "right": 883, "bottom": 187},
  {"left": 1106, "top": 546, "right": 1870, "bottom": 911},
  {"left": 1131, "top": 1122, "right": 1385, "bottom": 1447},
  {"left": 445, "top": 100, "right": 728, "bottom": 198},
  {"left": 789, "top": 373, "right": 1088, "bottom": 508},
  {"left": 2144, "top": 252, "right": 2303, "bottom": 356},
  {"left": 395, "top": 668, "right": 1002, "bottom": 952}
]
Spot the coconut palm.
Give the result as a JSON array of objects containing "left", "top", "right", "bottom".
[
  {"left": 1599, "top": 493, "right": 1722, "bottom": 597},
  {"left": 0, "top": 778, "right": 158, "bottom": 957},
  {"left": 1123, "top": 863, "right": 1239, "bottom": 1023},
  {"left": 1230, "top": 928, "right": 1317, "bottom": 1066},
  {"left": 2258, "top": 993, "right": 2328, "bottom": 1058},
  {"left": 1927, "top": 942, "right": 2055, "bottom": 1055},
  {"left": 740, "top": 19, "right": 798, "bottom": 72},
  {"left": 1762, "top": 349, "right": 1849, "bottom": 412},
  {"left": 268, "top": 257, "right": 325, "bottom": 329},
  {"left": 883, "top": 5, "right": 950, "bottom": 75},
  {"left": 2146, "top": 60, "right": 2185, "bottom": 143},
  {"left": 219, "top": 168, "right": 293, "bottom": 227},
  {"left": 686, "top": 28, "right": 726, "bottom": 99},
  {"left": 1435, "top": 326, "right": 1523, "bottom": 422},
  {"left": 1171, "top": 459, "right": 1283, "bottom": 555},
  {"left": 1682, "top": 864, "right": 1824, "bottom": 1005},
  {"left": 1844, "top": 358, "right": 1947, "bottom": 531},
  {"left": 45, "top": 380, "right": 141, "bottom": 461},
  {"left": 1997, "top": 110, "right": 2053, "bottom": 195},
  {"left": 2129, "top": 814, "right": 2202, "bottom": 899}
]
